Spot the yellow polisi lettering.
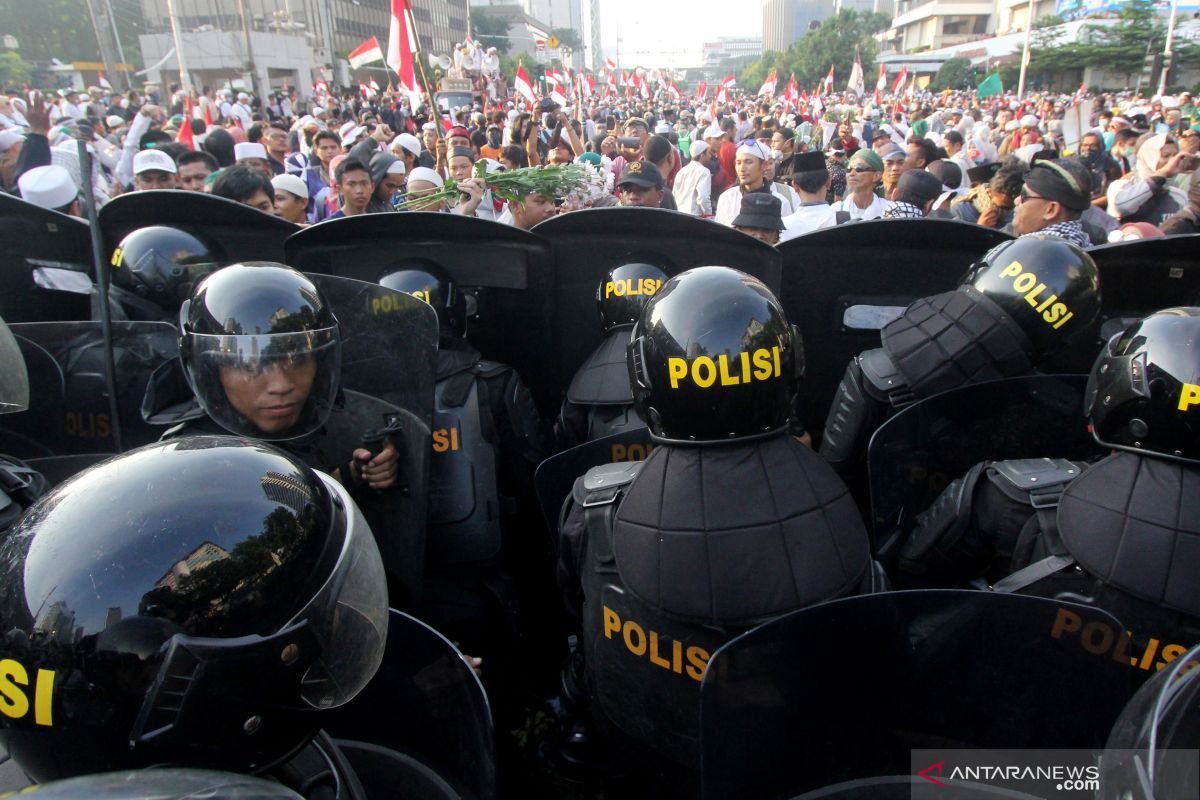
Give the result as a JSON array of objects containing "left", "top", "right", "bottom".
[
  {"left": 33, "top": 670, "right": 53, "bottom": 726},
  {"left": 605, "top": 278, "right": 662, "bottom": 298},
  {"left": 1179, "top": 383, "right": 1200, "bottom": 412},
  {"left": 667, "top": 346, "right": 782, "bottom": 391},
  {"left": 0, "top": 660, "right": 29, "bottom": 720},
  {"left": 996, "top": 260, "right": 1076, "bottom": 333},
  {"left": 601, "top": 605, "right": 712, "bottom": 682}
]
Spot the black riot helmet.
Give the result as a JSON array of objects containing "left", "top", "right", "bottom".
[
  {"left": 110, "top": 227, "right": 222, "bottom": 312},
  {"left": 961, "top": 236, "right": 1101, "bottom": 357},
  {"left": 597, "top": 263, "right": 668, "bottom": 333},
  {"left": 0, "top": 437, "right": 388, "bottom": 782},
  {"left": 628, "top": 266, "right": 799, "bottom": 444},
  {"left": 378, "top": 258, "right": 468, "bottom": 338},
  {"left": 0, "top": 314, "right": 29, "bottom": 414},
  {"left": 1086, "top": 307, "right": 1200, "bottom": 464},
  {"left": 179, "top": 263, "right": 341, "bottom": 441}
]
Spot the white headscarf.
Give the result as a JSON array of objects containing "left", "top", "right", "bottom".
[{"left": 1134, "top": 134, "right": 1171, "bottom": 180}]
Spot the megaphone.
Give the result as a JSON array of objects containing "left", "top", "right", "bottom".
[{"left": 428, "top": 53, "right": 452, "bottom": 70}]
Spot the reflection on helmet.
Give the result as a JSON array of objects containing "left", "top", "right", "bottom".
[
  {"left": 1086, "top": 307, "right": 1200, "bottom": 464},
  {"left": 961, "top": 236, "right": 1101, "bottom": 357},
  {"left": 379, "top": 258, "right": 469, "bottom": 339},
  {"left": 628, "top": 266, "right": 799, "bottom": 444},
  {"left": 0, "top": 313, "right": 29, "bottom": 414},
  {"left": 7, "top": 768, "right": 305, "bottom": 799},
  {"left": 0, "top": 437, "right": 388, "bottom": 782},
  {"left": 110, "top": 227, "right": 222, "bottom": 312},
  {"left": 597, "top": 263, "right": 669, "bottom": 333},
  {"left": 180, "top": 263, "right": 342, "bottom": 440}
]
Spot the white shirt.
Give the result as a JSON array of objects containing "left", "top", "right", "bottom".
[
  {"left": 780, "top": 203, "right": 837, "bottom": 241},
  {"left": 832, "top": 193, "right": 887, "bottom": 221},
  {"left": 715, "top": 183, "right": 796, "bottom": 226},
  {"left": 232, "top": 102, "right": 254, "bottom": 127},
  {"left": 673, "top": 160, "right": 713, "bottom": 217}
]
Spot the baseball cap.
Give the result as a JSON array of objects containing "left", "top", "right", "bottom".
[
  {"left": 617, "top": 160, "right": 664, "bottom": 189},
  {"left": 133, "top": 149, "right": 177, "bottom": 175}
]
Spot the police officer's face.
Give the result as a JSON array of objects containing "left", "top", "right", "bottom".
[{"left": 220, "top": 358, "right": 316, "bottom": 434}]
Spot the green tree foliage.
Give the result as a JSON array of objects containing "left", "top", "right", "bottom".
[
  {"left": 471, "top": 10, "right": 512, "bottom": 55},
  {"left": 931, "top": 57, "right": 972, "bottom": 90},
  {"left": 739, "top": 10, "right": 891, "bottom": 92},
  {"left": 550, "top": 28, "right": 583, "bottom": 52},
  {"left": 0, "top": 0, "right": 101, "bottom": 62},
  {"left": 0, "top": 52, "right": 33, "bottom": 87}
]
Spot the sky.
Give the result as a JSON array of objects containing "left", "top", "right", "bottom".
[{"left": 598, "top": 0, "right": 762, "bottom": 69}]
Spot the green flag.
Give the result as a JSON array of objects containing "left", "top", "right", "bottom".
[{"left": 977, "top": 72, "right": 1003, "bottom": 99}]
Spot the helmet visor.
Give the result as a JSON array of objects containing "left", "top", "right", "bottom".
[
  {"left": 0, "top": 316, "right": 29, "bottom": 414},
  {"left": 290, "top": 475, "right": 388, "bottom": 709},
  {"left": 185, "top": 327, "right": 341, "bottom": 441}
]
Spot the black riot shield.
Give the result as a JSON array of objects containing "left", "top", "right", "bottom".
[
  {"left": 323, "top": 608, "right": 496, "bottom": 800},
  {"left": 0, "top": 322, "right": 179, "bottom": 459},
  {"left": 779, "top": 219, "right": 1012, "bottom": 435},
  {"left": 0, "top": 192, "right": 95, "bottom": 323},
  {"left": 867, "top": 375, "right": 1100, "bottom": 555},
  {"left": 286, "top": 214, "right": 560, "bottom": 415},
  {"left": 700, "top": 591, "right": 1134, "bottom": 800},
  {"left": 533, "top": 208, "right": 784, "bottom": 399},
  {"left": 1048, "top": 235, "right": 1200, "bottom": 376},
  {"left": 97, "top": 190, "right": 299, "bottom": 267},
  {"left": 533, "top": 427, "right": 655, "bottom": 532}
]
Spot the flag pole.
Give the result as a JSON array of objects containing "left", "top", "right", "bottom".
[
  {"left": 1016, "top": 0, "right": 1034, "bottom": 98},
  {"left": 403, "top": 3, "right": 444, "bottom": 137}
]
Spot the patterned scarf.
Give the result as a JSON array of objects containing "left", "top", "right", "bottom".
[
  {"left": 1023, "top": 220, "right": 1091, "bottom": 248},
  {"left": 883, "top": 201, "right": 926, "bottom": 219}
]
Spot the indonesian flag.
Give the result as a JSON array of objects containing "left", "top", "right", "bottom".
[
  {"left": 874, "top": 63, "right": 885, "bottom": 105},
  {"left": 822, "top": 65, "right": 834, "bottom": 95},
  {"left": 716, "top": 83, "right": 728, "bottom": 104},
  {"left": 620, "top": 71, "right": 629, "bottom": 87},
  {"left": 550, "top": 75, "right": 568, "bottom": 106},
  {"left": 514, "top": 62, "right": 537, "bottom": 104},
  {"left": 359, "top": 81, "right": 375, "bottom": 99},
  {"left": 1071, "top": 82, "right": 1086, "bottom": 105},
  {"left": 386, "top": 0, "right": 418, "bottom": 92},
  {"left": 757, "top": 69, "right": 777, "bottom": 97},
  {"left": 847, "top": 52, "right": 864, "bottom": 96},
  {"left": 905, "top": 73, "right": 917, "bottom": 99},
  {"left": 177, "top": 95, "right": 195, "bottom": 149},
  {"left": 202, "top": 100, "right": 213, "bottom": 127},
  {"left": 891, "top": 67, "right": 908, "bottom": 93},
  {"left": 800, "top": 88, "right": 808, "bottom": 103},
  {"left": 785, "top": 73, "right": 799, "bottom": 104},
  {"left": 697, "top": 80, "right": 708, "bottom": 99},
  {"left": 640, "top": 75, "right": 651, "bottom": 99},
  {"left": 722, "top": 74, "right": 736, "bottom": 88},
  {"left": 370, "top": 77, "right": 381, "bottom": 95},
  {"left": 669, "top": 82, "right": 682, "bottom": 101},
  {"left": 606, "top": 57, "right": 617, "bottom": 71},
  {"left": 812, "top": 92, "right": 824, "bottom": 118},
  {"left": 348, "top": 36, "right": 385, "bottom": 69}
]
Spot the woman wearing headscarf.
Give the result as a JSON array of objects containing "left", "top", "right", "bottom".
[
  {"left": 1106, "top": 134, "right": 1190, "bottom": 225},
  {"left": 1160, "top": 170, "right": 1200, "bottom": 235},
  {"left": 1077, "top": 131, "right": 1121, "bottom": 208}
]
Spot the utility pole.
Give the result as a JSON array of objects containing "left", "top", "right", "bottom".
[
  {"left": 84, "top": 0, "right": 122, "bottom": 91},
  {"left": 236, "top": 0, "right": 261, "bottom": 97},
  {"left": 1016, "top": 0, "right": 1034, "bottom": 98},
  {"left": 1158, "top": 0, "right": 1180, "bottom": 96},
  {"left": 102, "top": 0, "right": 129, "bottom": 91},
  {"left": 165, "top": 0, "right": 192, "bottom": 91}
]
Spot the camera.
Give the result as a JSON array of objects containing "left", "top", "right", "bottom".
[{"left": 617, "top": 136, "right": 640, "bottom": 148}]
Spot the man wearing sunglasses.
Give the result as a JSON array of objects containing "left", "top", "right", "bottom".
[
  {"left": 831, "top": 149, "right": 887, "bottom": 222},
  {"left": 1012, "top": 159, "right": 1093, "bottom": 248}
]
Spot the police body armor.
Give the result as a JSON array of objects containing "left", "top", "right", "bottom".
[
  {"left": 901, "top": 451, "right": 1200, "bottom": 668},
  {"left": 0, "top": 456, "right": 45, "bottom": 535},
  {"left": 560, "top": 328, "right": 646, "bottom": 445},
  {"left": 572, "top": 435, "right": 874, "bottom": 777},
  {"left": 427, "top": 355, "right": 510, "bottom": 567}
]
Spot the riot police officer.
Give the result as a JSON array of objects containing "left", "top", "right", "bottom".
[
  {"left": 0, "top": 437, "right": 389, "bottom": 792},
  {"left": 167, "top": 262, "right": 398, "bottom": 491},
  {"left": 898, "top": 308, "right": 1200, "bottom": 647},
  {"left": 0, "top": 314, "right": 46, "bottom": 534},
  {"left": 556, "top": 266, "right": 873, "bottom": 789},
  {"left": 379, "top": 258, "right": 551, "bottom": 705},
  {"left": 108, "top": 226, "right": 222, "bottom": 322},
  {"left": 557, "top": 263, "right": 668, "bottom": 446},
  {"left": 821, "top": 236, "right": 1102, "bottom": 474}
]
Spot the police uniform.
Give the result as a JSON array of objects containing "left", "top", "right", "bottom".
[
  {"left": 899, "top": 308, "right": 1200, "bottom": 661},
  {"left": 821, "top": 236, "right": 1102, "bottom": 473},
  {"left": 558, "top": 263, "right": 668, "bottom": 447},
  {"left": 556, "top": 266, "right": 873, "bottom": 783}
]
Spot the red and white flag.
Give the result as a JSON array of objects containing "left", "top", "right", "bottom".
[
  {"left": 891, "top": 67, "right": 908, "bottom": 93},
  {"left": 716, "top": 83, "right": 728, "bottom": 104},
  {"left": 514, "top": 62, "right": 537, "bottom": 104},
  {"left": 757, "top": 69, "right": 777, "bottom": 97},
  {"left": 1071, "top": 82, "right": 1087, "bottom": 105},
  {"left": 386, "top": 0, "right": 418, "bottom": 92},
  {"left": 668, "top": 82, "right": 682, "bottom": 101},
  {"left": 605, "top": 57, "right": 617, "bottom": 71},
  {"left": 640, "top": 75, "right": 651, "bottom": 100},
  {"left": 722, "top": 74, "right": 736, "bottom": 88},
  {"left": 620, "top": 71, "right": 629, "bottom": 87},
  {"left": 822, "top": 65, "right": 834, "bottom": 95},
  {"left": 785, "top": 73, "right": 799, "bottom": 105},
  {"left": 177, "top": 95, "right": 195, "bottom": 149},
  {"left": 696, "top": 80, "right": 708, "bottom": 100},
  {"left": 348, "top": 36, "right": 385, "bottom": 69},
  {"left": 370, "top": 77, "right": 381, "bottom": 95},
  {"left": 359, "top": 81, "right": 375, "bottom": 99}
]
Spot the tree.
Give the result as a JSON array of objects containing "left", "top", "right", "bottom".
[
  {"left": 0, "top": 0, "right": 101, "bottom": 63},
  {"left": 931, "top": 57, "right": 972, "bottom": 90},
  {"left": 0, "top": 52, "right": 32, "bottom": 88},
  {"left": 738, "top": 10, "right": 891, "bottom": 92},
  {"left": 471, "top": 9, "right": 512, "bottom": 55},
  {"left": 550, "top": 28, "right": 583, "bottom": 52}
]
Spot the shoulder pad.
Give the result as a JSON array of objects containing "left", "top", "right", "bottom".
[
  {"left": 858, "top": 348, "right": 909, "bottom": 396},
  {"left": 581, "top": 460, "right": 645, "bottom": 507},
  {"left": 990, "top": 458, "right": 1083, "bottom": 504},
  {"left": 472, "top": 360, "right": 511, "bottom": 380}
]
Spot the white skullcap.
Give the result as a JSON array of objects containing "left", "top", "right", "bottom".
[
  {"left": 689, "top": 140, "right": 709, "bottom": 159},
  {"left": 703, "top": 124, "right": 723, "bottom": 139},
  {"left": 133, "top": 148, "right": 177, "bottom": 175},
  {"left": 386, "top": 159, "right": 407, "bottom": 175},
  {"left": 234, "top": 142, "right": 268, "bottom": 161},
  {"left": 105, "top": 114, "right": 125, "bottom": 129},
  {"left": 1005, "top": 120, "right": 1019, "bottom": 132},
  {"left": 735, "top": 140, "right": 771, "bottom": 161},
  {"left": 406, "top": 166, "right": 444, "bottom": 188},
  {"left": 18, "top": 165, "right": 78, "bottom": 210},
  {"left": 394, "top": 132, "right": 422, "bottom": 156},
  {"left": 271, "top": 173, "right": 308, "bottom": 200},
  {"left": 654, "top": 122, "right": 671, "bottom": 134},
  {"left": 1020, "top": 114, "right": 1039, "bottom": 128}
]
